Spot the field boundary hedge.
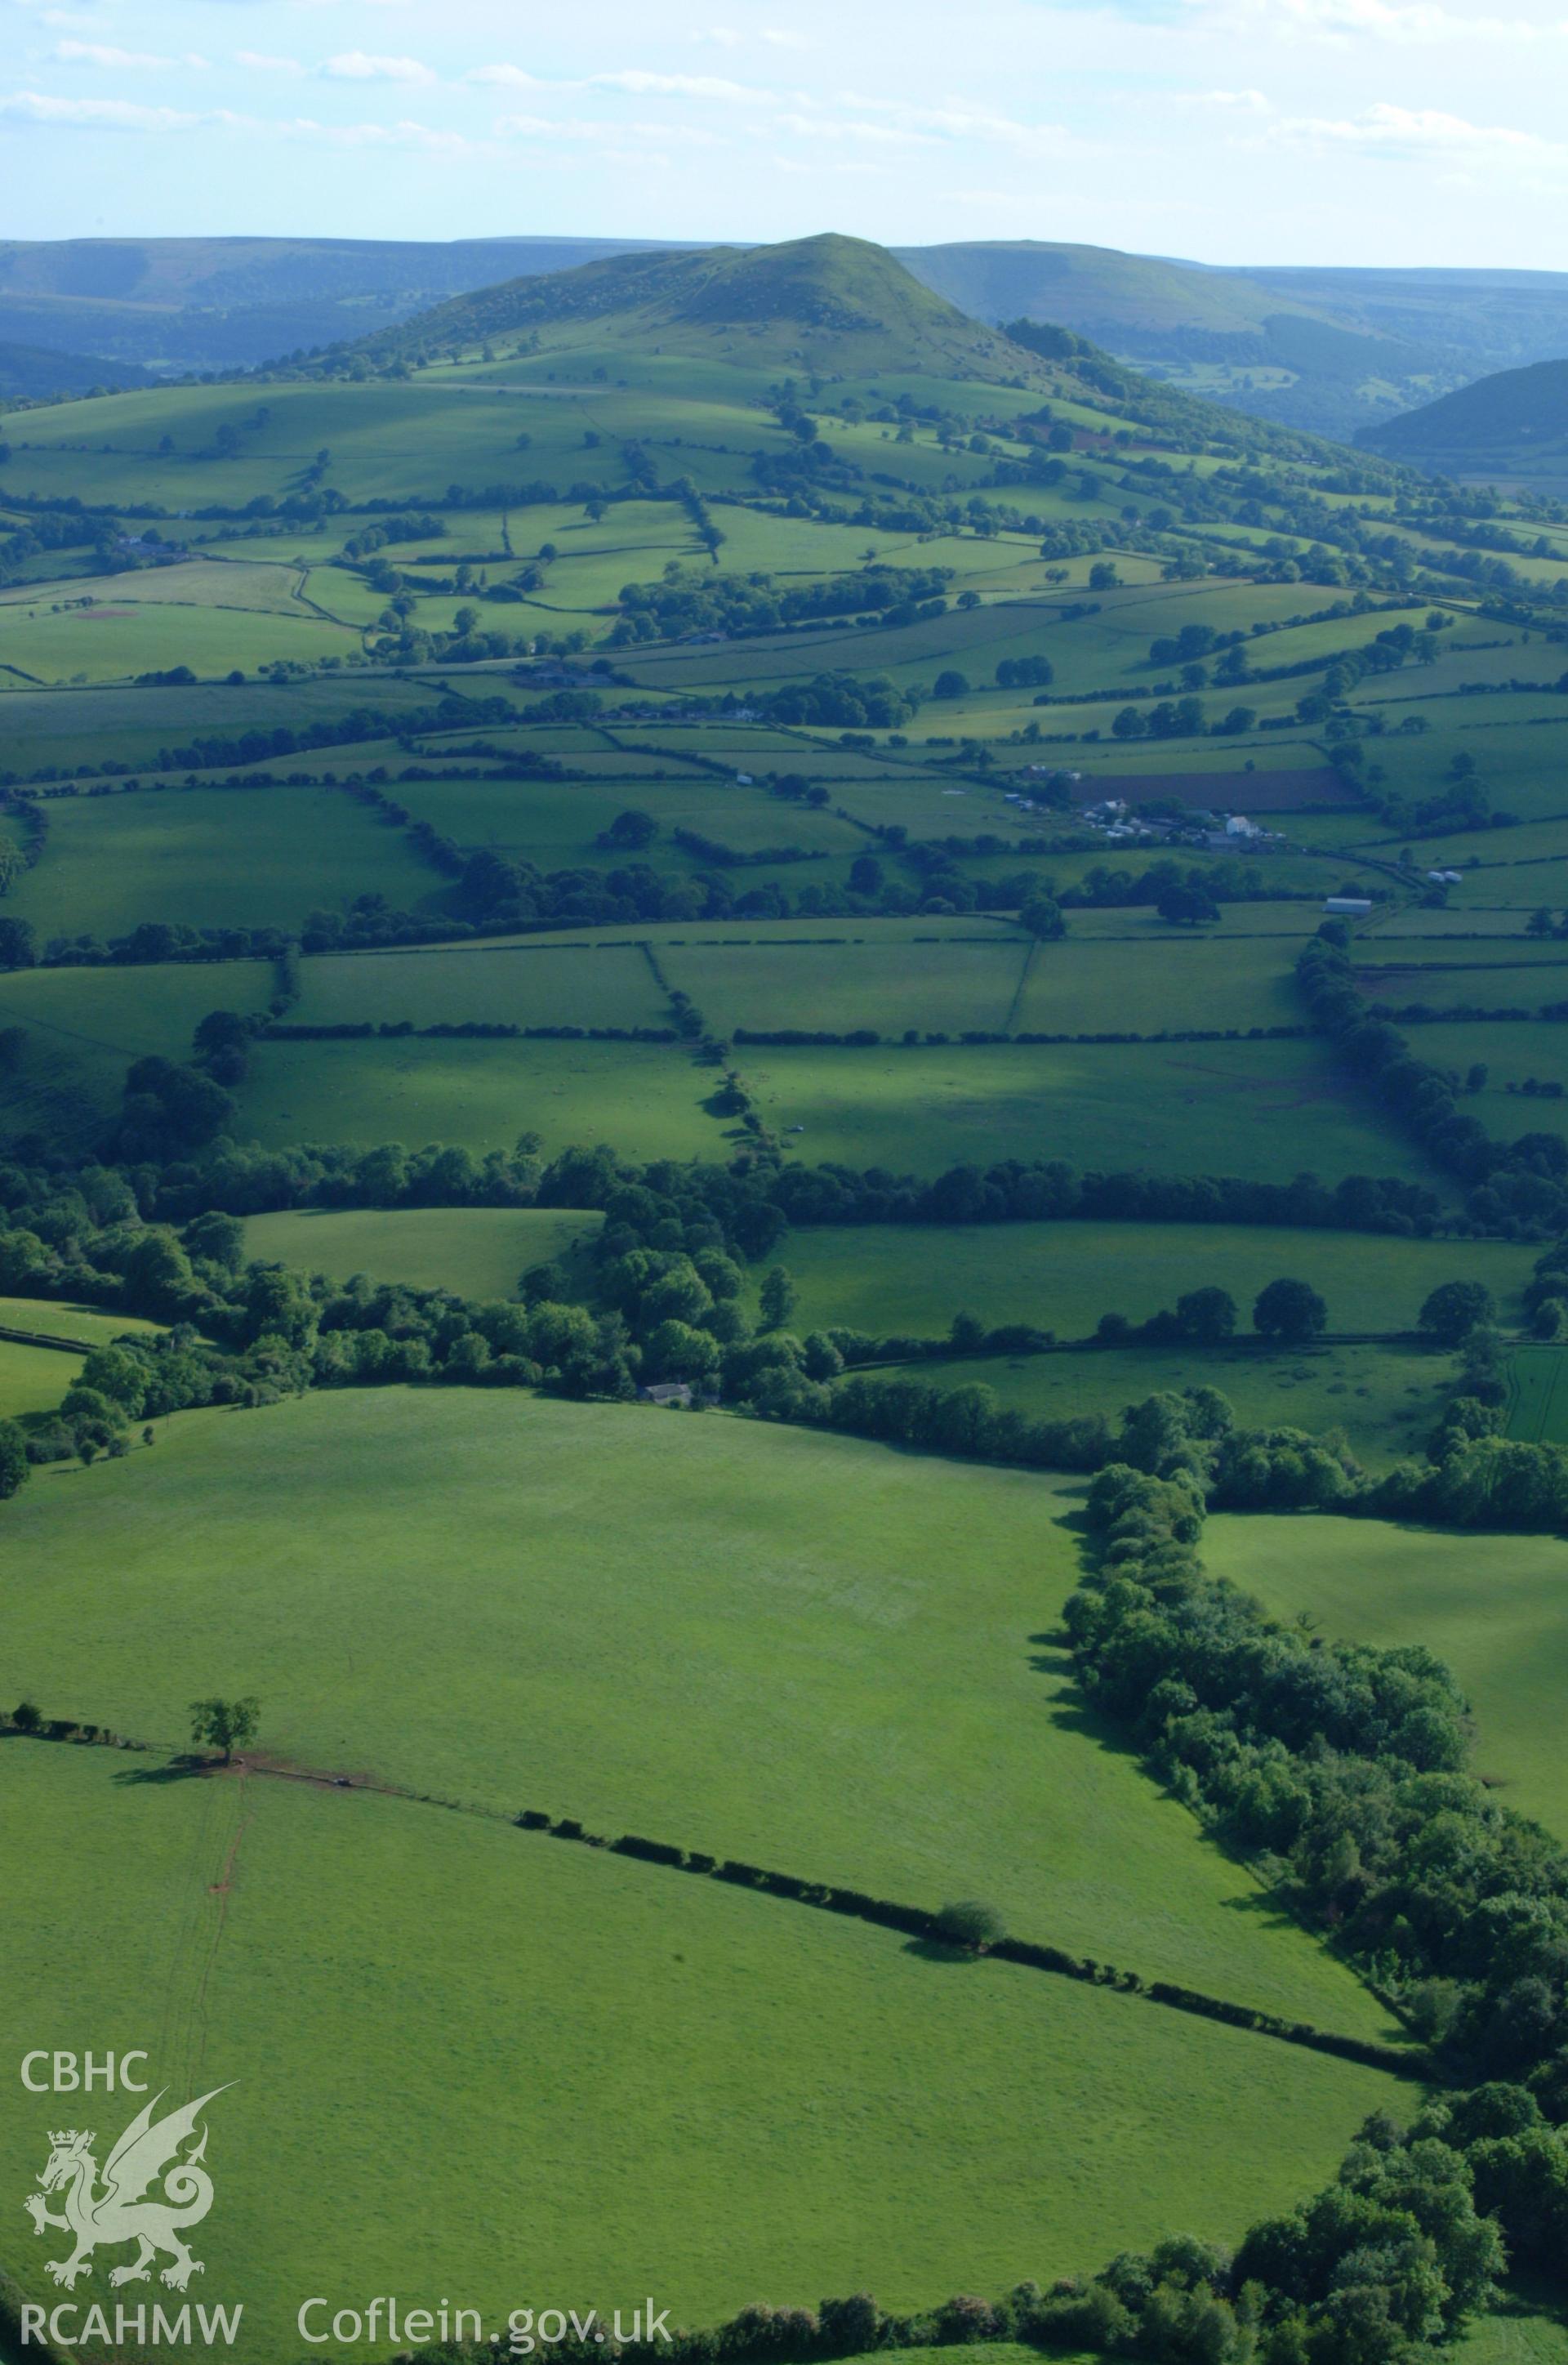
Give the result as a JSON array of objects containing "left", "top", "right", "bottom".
[
  {"left": 0, "top": 1716, "right": 1415, "bottom": 2077},
  {"left": 509, "top": 1809, "right": 1420, "bottom": 2077}
]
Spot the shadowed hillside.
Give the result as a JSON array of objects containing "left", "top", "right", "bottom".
[{"left": 1361, "top": 357, "right": 1568, "bottom": 489}]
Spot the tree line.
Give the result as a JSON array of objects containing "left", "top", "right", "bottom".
[{"left": 1298, "top": 928, "right": 1568, "bottom": 1238}]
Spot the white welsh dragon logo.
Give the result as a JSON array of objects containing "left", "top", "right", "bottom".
[{"left": 24, "top": 2086, "right": 232, "bottom": 2292}]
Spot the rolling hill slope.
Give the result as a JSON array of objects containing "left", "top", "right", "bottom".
[
  {"left": 0, "top": 234, "right": 683, "bottom": 374},
  {"left": 347, "top": 232, "right": 1036, "bottom": 384},
  {"left": 0, "top": 337, "right": 156, "bottom": 399},
  {"left": 8, "top": 231, "right": 1566, "bottom": 442},
  {"left": 1361, "top": 357, "right": 1568, "bottom": 489}
]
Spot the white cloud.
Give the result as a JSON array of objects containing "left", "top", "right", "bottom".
[
  {"left": 776, "top": 109, "right": 938, "bottom": 144},
  {"left": 286, "top": 114, "right": 472, "bottom": 149},
  {"left": 55, "top": 38, "right": 207, "bottom": 69},
  {"left": 494, "top": 110, "right": 722, "bottom": 146},
  {"left": 0, "top": 87, "right": 205, "bottom": 127},
  {"left": 0, "top": 87, "right": 479, "bottom": 153},
  {"left": 586, "top": 68, "right": 770, "bottom": 97},
  {"left": 1191, "top": 84, "right": 1272, "bottom": 106},
  {"left": 1269, "top": 98, "right": 1566, "bottom": 154},
  {"left": 465, "top": 63, "right": 542, "bottom": 88},
  {"left": 1196, "top": 0, "right": 1568, "bottom": 39},
  {"left": 467, "top": 64, "right": 767, "bottom": 100},
  {"left": 828, "top": 92, "right": 1079, "bottom": 149},
  {"left": 320, "top": 51, "right": 434, "bottom": 83},
  {"left": 696, "top": 21, "right": 805, "bottom": 45},
  {"left": 235, "top": 51, "right": 303, "bottom": 74}
]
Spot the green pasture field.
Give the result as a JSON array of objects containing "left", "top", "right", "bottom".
[
  {"left": 1401, "top": 819, "right": 1568, "bottom": 870},
  {"left": 1062, "top": 734, "right": 1341, "bottom": 784},
  {"left": 1456, "top": 2300, "right": 1568, "bottom": 2365},
  {"left": 303, "top": 567, "right": 390, "bottom": 627},
  {"left": 0, "top": 1336, "right": 81, "bottom": 1417},
  {"left": 1352, "top": 719, "right": 1568, "bottom": 826},
  {"left": 9, "top": 784, "right": 442, "bottom": 940},
  {"left": 1411, "top": 859, "right": 1568, "bottom": 913},
  {"left": 489, "top": 747, "right": 725, "bottom": 780},
  {"left": 662, "top": 935, "right": 1029, "bottom": 1037},
  {"left": 1009, "top": 932, "right": 1302, "bottom": 1033},
  {"left": 0, "top": 1743, "right": 1403, "bottom": 2363},
  {"left": 0, "top": 599, "right": 357, "bottom": 687},
  {"left": 1357, "top": 969, "right": 1568, "bottom": 1022},
  {"left": 237, "top": 1035, "right": 715, "bottom": 1161},
  {"left": 774, "top": 1222, "right": 1537, "bottom": 1341},
  {"left": 874, "top": 1341, "right": 1450, "bottom": 1471},
  {"left": 2, "top": 380, "right": 715, "bottom": 509},
  {"left": 657, "top": 928, "right": 1313, "bottom": 1042},
  {"left": 1352, "top": 636, "right": 1536, "bottom": 697},
  {"left": 0, "top": 958, "right": 274, "bottom": 1151},
  {"left": 1354, "top": 939, "right": 1568, "bottom": 968},
  {"left": 1380, "top": 1022, "right": 1568, "bottom": 1135},
  {"left": 0, "top": 672, "right": 435, "bottom": 776},
  {"left": 0, "top": 1386, "right": 1401, "bottom": 2038},
  {"left": 376, "top": 502, "right": 679, "bottom": 564},
  {"left": 1365, "top": 908, "right": 1544, "bottom": 938},
  {"left": 292, "top": 941, "right": 670, "bottom": 1032},
  {"left": 243, "top": 1206, "right": 603, "bottom": 1298},
  {"left": 0, "top": 1294, "right": 163, "bottom": 1414},
  {"left": 1029, "top": 855, "right": 1373, "bottom": 907},
  {"left": 819, "top": 775, "right": 1031, "bottom": 836},
  {"left": 0, "top": 1294, "right": 161, "bottom": 1348},
  {"left": 1206, "top": 1511, "right": 1568, "bottom": 1840},
  {"left": 1282, "top": 761, "right": 1426, "bottom": 828},
  {"left": 977, "top": 904, "right": 1328, "bottom": 943},
  {"left": 926, "top": 678, "right": 1316, "bottom": 746},
  {"left": 739, "top": 1038, "right": 1434, "bottom": 1185},
  {"left": 386, "top": 772, "right": 866, "bottom": 863},
  {"left": 613, "top": 580, "right": 1330, "bottom": 707},
  {"left": 458, "top": 914, "right": 1022, "bottom": 957},
  {"left": 1506, "top": 1345, "right": 1568, "bottom": 1444},
  {"left": 0, "top": 557, "right": 314, "bottom": 617}
]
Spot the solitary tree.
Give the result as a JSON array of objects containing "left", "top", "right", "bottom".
[
  {"left": 1019, "top": 894, "right": 1066, "bottom": 941},
  {"left": 1254, "top": 1278, "right": 1328, "bottom": 1344},
  {"left": 759, "top": 1266, "right": 796, "bottom": 1332},
  {"left": 1419, "top": 1281, "right": 1496, "bottom": 1345},
  {"left": 933, "top": 1900, "right": 1006, "bottom": 1949},
  {"left": 0, "top": 1418, "right": 29, "bottom": 1501},
  {"left": 189, "top": 1697, "right": 261, "bottom": 1766},
  {"left": 604, "top": 809, "right": 657, "bottom": 850},
  {"left": 1174, "top": 1287, "right": 1238, "bottom": 1345},
  {"left": 1158, "top": 883, "right": 1221, "bottom": 928}
]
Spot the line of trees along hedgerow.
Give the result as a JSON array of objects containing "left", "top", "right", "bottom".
[
  {"left": 8, "top": 1219, "right": 1568, "bottom": 2365},
  {"left": 1068, "top": 1457, "right": 1568, "bottom": 2078},
  {"left": 3, "top": 1085, "right": 1568, "bottom": 1527},
  {"left": 1297, "top": 925, "right": 1568, "bottom": 1237}
]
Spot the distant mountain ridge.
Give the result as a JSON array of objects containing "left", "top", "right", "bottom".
[
  {"left": 5, "top": 230, "right": 1567, "bottom": 443},
  {"left": 0, "top": 236, "right": 682, "bottom": 376}
]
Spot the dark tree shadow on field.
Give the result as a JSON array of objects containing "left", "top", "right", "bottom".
[
  {"left": 114, "top": 1754, "right": 213, "bottom": 1787},
  {"left": 1486, "top": 2275, "right": 1568, "bottom": 2337},
  {"left": 902, "top": 1938, "right": 986, "bottom": 1966}
]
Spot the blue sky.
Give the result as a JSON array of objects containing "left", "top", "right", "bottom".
[{"left": 3, "top": 0, "right": 1566, "bottom": 266}]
